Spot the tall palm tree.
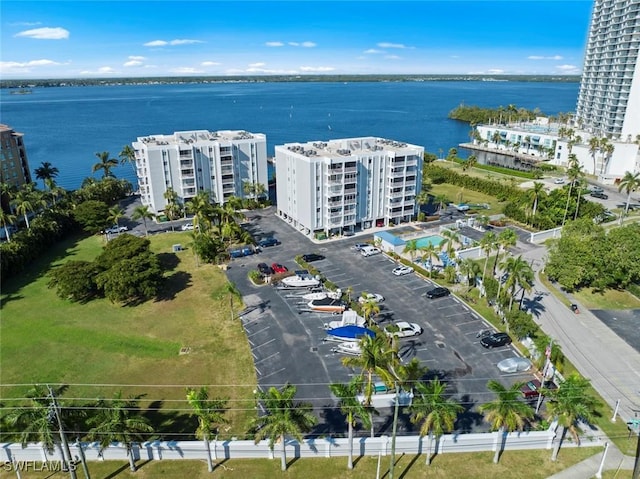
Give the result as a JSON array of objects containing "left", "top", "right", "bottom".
[
  {"left": 501, "top": 255, "right": 534, "bottom": 312},
  {"left": 434, "top": 194, "right": 449, "bottom": 214},
  {"left": 527, "top": 181, "right": 546, "bottom": 218},
  {"left": 618, "top": 171, "right": 640, "bottom": 225},
  {"left": 87, "top": 391, "right": 154, "bottom": 472},
  {"left": 249, "top": 383, "right": 317, "bottom": 471},
  {"left": 131, "top": 205, "right": 155, "bottom": 236},
  {"left": 360, "top": 299, "right": 381, "bottom": 327},
  {"left": 599, "top": 140, "right": 614, "bottom": 174},
  {"left": 107, "top": 206, "right": 125, "bottom": 229},
  {"left": 0, "top": 208, "right": 16, "bottom": 242},
  {"left": 186, "top": 387, "right": 228, "bottom": 472},
  {"left": 329, "top": 376, "right": 372, "bottom": 470},
  {"left": 492, "top": 228, "right": 517, "bottom": 275},
  {"left": 10, "top": 185, "right": 35, "bottom": 229},
  {"left": 458, "top": 257, "right": 481, "bottom": 289},
  {"left": 34, "top": 162, "right": 60, "bottom": 190},
  {"left": 92, "top": 151, "right": 119, "bottom": 178},
  {"left": 561, "top": 154, "right": 581, "bottom": 226},
  {"left": 419, "top": 243, "right": 439, "bottom": 278},
  {"left": 415, "top": 190, "right": 431, "bottom": 216},
  {"left": 546, "top": 374, "right": 600, "bottom": 461},
  {"left": 187, "top": 191, "right": 215, "bottom": 233},
  {"left": 408, "top": 379, "right": 463, "bottom": 465},
  {"left": 404, "top": 239, "right": 418, "bottom": 262},
  {"left": 588, "top": 137, "right": 601, "bottom": 175},
  {"left": 479, "top": 380, "right": 533, "bottom": 464},
  {"left": 480, "top": 231, "right": 497, "bottom": 283},
  {"left": 440, "top": 229, "right": 459, "bottom": 257},
  {"left": 119, "top": 145, "right": 137, "bottom": 174}
]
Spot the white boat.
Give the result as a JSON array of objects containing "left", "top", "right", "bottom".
[
  {"left": 357, "top": 382, "right": 413, "bottom": 408},
  {"left": 302, "top": 289, "right": 342, "bottom": 301},
  {"left": 331, "top": 341, "right": 361, "bottom": 356},
  {"left": 280, "top": 270, "right": 321, "bottom": 288},
  {"left": 325, "top": 310, "right": 366, "bottom": 330},
  {"left": 308, "top": 297, "right": 347, "bottom": 313}
]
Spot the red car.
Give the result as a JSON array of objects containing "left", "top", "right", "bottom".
[{"left": 271, "top": 263, "right": 288, "bottom": 274}]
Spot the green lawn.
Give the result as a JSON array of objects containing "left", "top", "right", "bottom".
[
  {"left": 428, "top": 184, "right": 506, "bottom": 215},
  {"left": 572, "top": 287, "right": 640, "bottom": 310},
  {"left": 0, "top": 232, "right": 257, "bottom": 437},
  {"left": 0, "top": 448, "right": 602, "bottom": 479}
]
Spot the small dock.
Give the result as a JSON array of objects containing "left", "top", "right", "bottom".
[{"left": 459, "top": 142, "right": 544, "bottom": 167}]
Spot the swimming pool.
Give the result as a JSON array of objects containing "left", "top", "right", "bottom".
[{"left": 414, "top": 234, "right": 444, "bottom": 249}]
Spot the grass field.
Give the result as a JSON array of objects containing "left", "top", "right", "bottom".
[
  {"left": 0, "top": 232, "right": 257, "bottom": 438},
  {"left": 428, "top": 183, "right": 507, "bottom": 215},
  {"left": 572, "top": 287, "right": 640, "bottom": 310},
  {"left": 0, "top": 448, "right": 603, "bottom": 479}
]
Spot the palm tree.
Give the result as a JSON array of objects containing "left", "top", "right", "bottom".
[
  {"left": 546, "top": 374, "right": 600, "bottom": 461},
  {"left": 479, "top": 380, "right": 533, "bottom": 464},
  {"left": 458, "top": 257, "right": 481, "bottom": 289},
  {"left": 588, "top": 137, "right": 600, "bottom": 175},
  {"left": 92, "top": 151, "right": 119, "bottom": 178},
  {"left": 87, "top": 391, "right": 153, "bottom": 472},
  {"left": 480, "top": 231, "right": 497, "bottom": 283},
  {"left": 440, "top": 229, "right": 459, "bottom": 257},
  {"left": 501, "top": 255, "right": 534, "bottom": 312},
  {"left": 599, "top": 140, "right": 614, "bottom": 174},
  {"left": 187, "top": 190, "right": 215, "bottom": 233},
  {"left": 618, "top": 171, "right": 640, "bottom": 225},
  {"left": 34, "top": 162, "right": 60, "bottom": 190},
  {"left": 434, "top": 194, "right": 449, "bottom": 214},
  {"left": 491, "top": 131, "right": 501, "bottom": 148},
  {"left": 419, "top": 243, "right": 439, "bottom": 278},
  {"left": 119, "top": 145, "right": 137, "bottom": 174},
  {"left": 415, "top": 190, "right": 431, "bottom": 215},
  {"left": 404, "top": 239, "right": 418, "bottom": 262},
  {"left": 408, "top": 379, "right": 463, "bottom": 465},
  {"left": 462, "top": 155, "right": 477, "bottom": 171},
  {"left": 360, "top": 299, "right": 381, "bottom": 327},
  {"left": 562, "top": 154, "right": 581, "bottom": 226},
  {"left": 329, "top": 376, "right": 372, "bottom": 469},
  {"left": 186, "top": 387, "right": 228, "bottom": 472},
  {"left": 249, "top": 384, "right": 317, "bottom": 471},
  {"left": 131, "top": 205, "right": 155, "bottom": 236},
  {"left": 10, "top": 185, "right": 35, "bottom": 229},
  {"left": 107, "top": 206, "right": 125, "bottom": 229},
  {"left": 492, "top": 228, "right": 517, "bottom": 276},
  {"left": 0, "top": 208, "right": 16, "bottom": 242},
  {"left": 527, "top": 181, "right": 546, "bottom": 218}
]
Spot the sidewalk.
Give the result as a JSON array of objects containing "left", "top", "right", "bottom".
[{"left": 547, "top": 441, "right": 635, "bottom": 479}]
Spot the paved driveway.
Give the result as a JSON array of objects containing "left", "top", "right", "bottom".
[{"left": 226, "top": 208, "right": 537, "bottom": 435}]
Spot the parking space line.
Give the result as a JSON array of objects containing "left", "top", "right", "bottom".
[
  {"left": 259, "top": 367, "right": 286, "bottom": 380},
  {"left": 247, "top": 325, "right": 271, "bottom": 337},
  {"left": 254, "top": 338, "right": 276, "bottom": 349},
  {"left": 457, "top": 319, "right": 481, "bottom": 326},
  {"left": 255, "top": 351, "right": 280, "bottom": 364},
  {"left": 445, "top": 312, "right": 470, "bottom": 318},
  {"left": 255, "top": 366, "right": 262, "bottom": 376},
  {"left": 247, "top": 338, "right": 255, "bottom": 346}
]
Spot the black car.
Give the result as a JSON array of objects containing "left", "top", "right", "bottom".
[
  {"left": 480, "top": 332, "right": 512, "bottom": 348},
  {"left": 302, "top": 253, "right": 325, "bottom": 263},
  {"left": 590, "top": 191, "right": 609, "bottom": 199},
  {"left": 258, "top": 237, "right": 280, "bottom": 248},
  {"left": 425, "top": 287, "right": 450, "bottom": 299},
  {"left": 257, "top": 262, "right": 274, "bottom": 275}
]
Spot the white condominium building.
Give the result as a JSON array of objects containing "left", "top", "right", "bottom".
[
  {"left": 576, "top": 0, "right": 640, "bottom": 140},
  {"left": 275, "top": 137, "right": 424, "bottom": 237},
  {"left": 133, "top": 130, "right": 267, "bottom": 215}
]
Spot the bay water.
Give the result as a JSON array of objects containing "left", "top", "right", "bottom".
[{"left": 1, "top": 81, "right": 579, "bottom": 190}]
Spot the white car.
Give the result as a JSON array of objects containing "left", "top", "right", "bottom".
[
  {"left": 105, "top": 225, "right": 128, "bottom": 234},
  {"left": 497, "top": 357, "right": 532, "bottom": 373},
  {"left": 360, "top": 246, "right": 382, "bottom": 257},
  {"left": 392, "top": 265, "right": 414, "bottom": 276},
  {"left": 384, "top": 321, "right": 423, "bottom": 338},
  {"left": 181, "top": 223, "right": 195, "bottom": 231},
  {"left": 358, "top": 293, "right": 385, "bottom": 304},
  {"left": 553, "top": 178, "right": 565, "bottom": 184}
]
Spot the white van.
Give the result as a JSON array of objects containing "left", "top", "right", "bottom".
[{"left": 360, "top": 245, "right": 382, "bottom": 257}]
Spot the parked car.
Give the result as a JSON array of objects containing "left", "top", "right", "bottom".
[
  {"left": 590, "top": 191, "right": 609, "bottom": 199},
  {"left": 258, "top": 237, "right": 280, "bottom": 248},
  {"left": 553, "top": 178, "right": 565, "bottom": 184},
  {"left": 480, "top": 332, "right": 512, "bottom": 349},
  {"left": 105, "top": 225, "right": 128, "bottom": 234},
  {"left": 384, "top": 321, "right": 423, "bottom": 338},
  {"left": 230, "top": 246, "right": 254, "bottom": 258},
  {"left": 181, "top": 223, "right": 195, "bottom": 231},
  {"left": 350, "top": 243, "right": 369, "bottom": 251},
  {"left": 302, "top": 253, "right": 325, "bottom": 263},
  {"left": 497, "top": 357, "right": 532, "bottom": 373},
  {"left": 360, "top": 246, "right": 382, "bottom": 257},
  {"left": 520, "top": 379, "right": 558, "bottom": 400},
  {"left": 271, "top": 263, "right": 288, "bottom": 274},
  {"left": 257, "top": 263, "right": 274, "bottom": 275},
  {"left": 358, "top": 293, "right": 385, "bottom": 304},
  {"left": 392, "top": 265, "right": 414, "bottom": 276},
  {"left": 425, "top": 286, "right": 450, "bottom": 299},
  {"left": 590, "top": 186, "right": 604, "bottom": 194}
]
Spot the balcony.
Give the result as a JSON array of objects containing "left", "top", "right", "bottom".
[{"left": 223, "top": 185, "right": 236, "bottom": 193}]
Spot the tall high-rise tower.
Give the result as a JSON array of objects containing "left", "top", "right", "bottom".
[{"left": 575, "top": 0, "right": 640, "bottom": 141}]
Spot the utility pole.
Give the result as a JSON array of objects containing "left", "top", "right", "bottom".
[{"left": 47, "top": 386, "right": 77, "bottom": 479}]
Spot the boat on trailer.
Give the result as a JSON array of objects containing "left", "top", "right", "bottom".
[
  {"left": 325, "top": 310, "right": 366, "bottom": 330},
  {"left": 302, "top": 289, "right": 342, "bottom": 301},
  {"left": 325, "top": 325, "right": 375, "bottom": 342},
  {"left": 331, "top": 341, "right": 362, "bottom": 356},
  {"left": 280, "top": 270, "right": 321, "bottom": 288},
  {"left": 308, "top": 297, "right": 347, "bottom": 313}
]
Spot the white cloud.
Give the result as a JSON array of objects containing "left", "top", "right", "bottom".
[
  {"left": 15, "top": 27, "right": 69, "bottom": 40},
  {"left": 144, "top": 39, "right": 202, "bottom": 47},
  {"left": 201, "top": 61, "right": 220, "bottom": 66},
  {"left": 0, "top": 59, "right": 63, "bottom": 74},
  {"left": 299, "top": 66, "right": 335, "bottom": 72},
  {"left": 377, "top": 42, "right": 407, "bottom": 49},
  {"left": 385, "top": 55, "right": 401, "bottom": 60},
  {"left": 265, "top": 41, "right": 284, "bottom": 47},
  {"left": 556, "top": 64, "right": 581, "bottom": 74},
  {"left": 124, "top": 60, "right": 143, "bottom": 67},
  {"left": 364, "top": 49, "right": 384, "bottom": 54},
  {"left": 528, "top": 55, "right": 564, "bottom": 60},
  {"left": 288, "top": 41, "right": 316, "bottom": 47},
  {"left": 487, "top": 69, "right": 505, "bottom": 74},
  {"left": 9, "top": 22, "right": 41, "bottom": 26},
  {"left": 128, "top": 55, "right": 146, "bottom": 61},
  {"left": 80, "top": 66, "right": 118, "bottom": 75},
  {"left": 169, "top": 67, "right": 204, "bottom": 74},
  {"left": 249, "top": 62, "right": 266, "bottom": 68}
]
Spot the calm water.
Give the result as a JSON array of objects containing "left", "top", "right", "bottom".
[{"left": 0, "top": 81, "right": 579, "bottom": 190}]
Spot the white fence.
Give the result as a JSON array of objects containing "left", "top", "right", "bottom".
[
  {"left": 1, "top": 427, "right": 595, "bottom": 464},
  {"left": 530, "top": 227, "right": 562, "bottom": 243}
]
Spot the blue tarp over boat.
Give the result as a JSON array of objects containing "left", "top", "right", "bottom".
[{"left": 326, "top": 325, "right": 375, "bottom": 341}]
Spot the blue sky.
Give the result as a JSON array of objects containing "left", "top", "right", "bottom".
[{"left": 1, "top": 1, "right": 594, "bottom": 79}]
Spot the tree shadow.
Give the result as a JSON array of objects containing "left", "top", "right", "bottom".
[
  {"left": 156, "top": 252, "right": 181, "bottom": 271},
  {"left": 455, "top": 394, "right": 484, "bottom": 433},
  {"left": 521, "top": 296, "right": 546, "bottom": 318},
  {"left": 398, "top": 453, "right": 421, "bottom": 479},
  {"left": 316, "top": 405, "right": 346, "bottom": 436},
  {"left": 155, "top": 271, "right": 192, "bottom": 302},
  {"left": 0, "top": 292, "right": 24, "bottom": 308},
  {"left": 101, "top": 462, "right": 129, "bottom": 479},
  {"left": 144, "top": 401, "right": 196, "bottom": 439}
]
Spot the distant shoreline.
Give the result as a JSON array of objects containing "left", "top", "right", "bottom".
[{"left": 0, "top": 74, "right": 581, "bottom": 90}]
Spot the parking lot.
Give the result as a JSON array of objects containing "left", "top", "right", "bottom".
[{"left": 226, "top": 207, "right": 538, "bottom": 435}]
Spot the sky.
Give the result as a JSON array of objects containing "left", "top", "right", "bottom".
[{"left": 1, "top": 0, "right": 595, "bottom": 79}]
